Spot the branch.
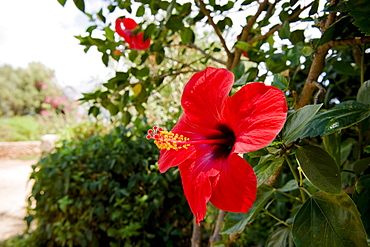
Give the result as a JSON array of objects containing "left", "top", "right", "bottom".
[
  {"left": 326, "top": 37, "right": 370, "bottom": 48},
  {"left": 188, "top": 43, "right": 228, "bottom": 66},
  {"left": 293, "top": 0, "right": 341, "bottom": 109},
  {"left": 295, "top": 36, "right": 370, "bottom": 109},
  {"left": 322, "top": 0, "right": 339, "bottom": 32},
  {"left": 198, "top": 0, "right": 232, "bottom": 58},
  {"left": 191, "top": 217, "right": 201, "bottom": 247},
  {"left": 209, "top": 210, "right": 227, "bottom": 245},
  {"left": 249, "top": 2, "right": 313, "bottom": 45},
  {"left": 230, "top": 0, "right": 269, "bottom": 70},
  {"left": 231, "top": 1, "right": 313, "bottom": 71}
]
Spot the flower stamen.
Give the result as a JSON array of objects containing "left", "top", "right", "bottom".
[{"left": 146, "top": 126, "right": 190, "bottom": 151}]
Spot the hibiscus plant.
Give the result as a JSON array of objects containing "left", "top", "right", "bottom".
[{"left": 55, "top": 0, "right": 370, "bottom": 246}]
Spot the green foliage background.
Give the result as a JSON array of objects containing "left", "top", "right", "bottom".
[{"left": 25, "top": 126, "right": 193, "bottom": 246}]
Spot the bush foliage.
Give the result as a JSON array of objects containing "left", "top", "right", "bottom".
[{"left": 26, "top": 126, "right": 193, "bottom": 246}]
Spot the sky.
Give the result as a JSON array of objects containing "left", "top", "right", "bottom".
[{"left": 0, "top": 0, "right": 112, "bottom": 95}]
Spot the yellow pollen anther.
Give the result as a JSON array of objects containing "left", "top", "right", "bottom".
[{"left": 146, "top": 127, "right": 190, "bottom": 151}]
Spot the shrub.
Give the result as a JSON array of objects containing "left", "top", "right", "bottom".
[{"left": 26, "top": 126, "right": 192, "bottom": 246}]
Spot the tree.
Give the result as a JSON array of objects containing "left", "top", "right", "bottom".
[
  {"left": 0, "top": 62, "right": 70, "bottom": 116},
  {"left": 54, "top": 0, "right": 370, "bottom": 246}
]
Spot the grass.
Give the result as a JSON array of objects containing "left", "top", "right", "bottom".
[
  {"left": 0, "top": 116, "right": 41, "bottom": 142},
  {"left": 17, "top": 154, "right": 40, "bottom": 160},
  {"left": 0, "top": 115, "right": 107, "bottom": 143}
]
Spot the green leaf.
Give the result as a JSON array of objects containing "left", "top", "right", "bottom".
[
  {"left": 233, "top": 74, "right": 248, "bottom": 87},
  {"left": 322, "top": 133, "right": 341, "bottom": 166},
  {"left": 88, "top": 106, "right": 100, "bottom": 117},
  {"left": 104, "top": 26, "right": 115, "bottom": 41},
  {"left": 353, "top": 157, "right": 370, "bottom": 175},
  {"left": 233, "top": 62, "right": 245, "bottom": 80},
  {"left": 73, "top": 0, "right": 85, "bottom": 12},
  {"left": 309, "top": 0, "right": 319, "bottom": 15},
  {"left": 266, "top": 53, "right": 289, "bottom": 73},
  {"left": 332, "top": 61, "right": 358, "bottom": 76},
  {"left": 144, "top": 23, "right": 156, "bottom": 40},
  {"left": 298, "top": 101, "right": 370, "bottom": 139},
  {"left": 254, "top": 157, "right": 284, "bottom": 187},
  {"left": 347, "top": 0, "right": 370, "bottom": 35},
  {"left": 135, "top": 103, "right": 145, "bottom": 115},
  {"left": 58, "top": 0, "right": 67, "bottom": 6},
  {"left": 244, "top": 67, "right": 258, "bottom": 82},
  {"left": 296, "top": 145, "right": 341, "bottom": 194},
  {"left": 316, "top": 16, "right": 350, "bottom": 47},
  {"left": 266, "top": 226, "right": 294, "bottom": 247},
  {"left": 290, "top": 0, "right": 299, "bottom": 6},
  {"left": 165, "top": 0, "right": 176, "bottom": 22},
  {"left": 289, "top": 30, "right": 305, "bottom": 45},
  {"left": 180, "top": 27, "right": 195, "bottom": 45},
  {"left": 106, "top": 102, "right": 119, "bottom": 116},
  {"left": 216, "top": 17, "right": 233, "bottom": 32},
  {"left": 241, "top": 0, "right": 254, "bottom": 5},
  {"left": 278, "top": 22, "right": 290, "bottom": 39},
  {"left": 357, "top": 80, "right": 370, "bottom": 105},
  {"left": 102, "top": 53, "right": 109, "bottom": 66},
  {"left": 287, "top": 46, "right": 301, "bottom": 67},
  {"left": 341, "top": 138, "right": 357, "bottom": 164},
  {"left": 279, "top": 10, "right": 290, "bottom": 22},
  {"left": 108, "top": 4, "right": 116, "bottom": 13},
  {"left": 272, "top": 74, "right": 289, "bottom": 91},
  {"left": 97, "top": 9, "right": 105, "bottom": 23},
  {"left": 301, "top": 46, "right": 313, "bottom": 56},
  {"left": 132, "top": 84, "right": 142, "bottom": 97},
  {"left": 129, "top": 50, "right": 138, "bottom": 62},
  {"left": 86, "top": 25, "right": 97, "bottom": 35},
  {"left": 166, "top": 18, "right": 184, "bottom": 31},
  {"left": 292, "top": 191, "right": 368, "bottom": 247},
  {"left": 352, "top": 175, "right": 370, "bottom": 235},
  {"left": 221, "top": 184, "right": 274, "bottom": 234},
  {"left": 278, "top": 179, "right": 298, "bottom": 192},
  {"left": 136, "top": 5, "right": 145, "bottom": 17},
  {"left": 246, "top": 148, "right": 269, "bottom": 158},
  {"left": 282, "top": 104, "right": 322, "bottom": 144},
  {"left": 235, "top": 41, "right": 250, "bottom": 51},
  {"left": 136, "top": 67, "right": 150, "bottom": 78},
  {"left": 121, "top": 111, "right": 132, "bottom": 125}
]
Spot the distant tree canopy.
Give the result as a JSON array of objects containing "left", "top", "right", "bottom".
[{"left": 0, "top": 62, "right": 66, "bottom": 116}]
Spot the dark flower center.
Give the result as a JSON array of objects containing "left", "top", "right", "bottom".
[{"left": 211, "top": 123, "right": 236, "bottom": 157}]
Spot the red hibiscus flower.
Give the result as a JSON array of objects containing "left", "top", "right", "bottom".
[
  {"left": 147, "top": 67, "right": 288, "bottom": 224},
  {"left": 115, "top": 17, "right": 150, "bottom": 50}
]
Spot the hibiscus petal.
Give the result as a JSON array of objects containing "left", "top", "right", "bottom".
[
  {"left": 158, "top": 145, "right": 196, "bottom": 173},
  {"left": 131, "top": 33, "right": 151, "bottom": 50},
  {"left": 122, "top": 17, "right": 138, "bottom": 30},
  {"left": 178, "top": 145, "right": 224, "bottom": 224},
  {"left": 115, "top": 18, "right": 132, "bottom": 43},
  {"left": 225, "top": 82, "right": 288, "bottom": 153},
  {"left": 210, "top": 153, "right": 257, "bottom": 212},
  {"left": 181, "top": 67, "right": 233, "bottom": 127}
]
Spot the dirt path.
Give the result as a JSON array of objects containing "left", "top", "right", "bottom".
[{"left": 0, "top": 159, "right": 37, "bottom": 241}]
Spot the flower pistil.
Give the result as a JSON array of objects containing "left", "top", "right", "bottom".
[{"left": 146, "top": 126, "right": 234, "bottom": 151}]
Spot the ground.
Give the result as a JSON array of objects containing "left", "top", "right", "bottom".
[{"left": 0, "top": 159, "right": 36, "bottom": 242}]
